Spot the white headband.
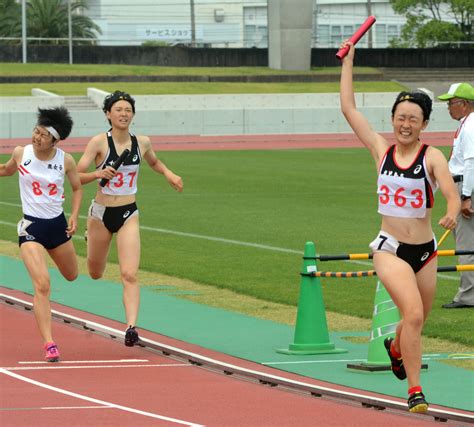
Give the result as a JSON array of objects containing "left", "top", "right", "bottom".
[{"left": 46, "top": 126, "right": 60, "bottom": 141}]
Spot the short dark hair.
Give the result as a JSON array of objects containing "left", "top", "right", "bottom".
[
  {"left": 103, "top": 90, "right": 136, "bottom": 114},
  {"left": 37, "top": 106, "right": 73, "bottom": 140},
  {"left": 391, "top": 91, "right": 433, "bottom": 122}
]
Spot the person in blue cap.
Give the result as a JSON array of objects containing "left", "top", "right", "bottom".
[{"left": 438, "top": 83, "right": 474, "bottom": 309}]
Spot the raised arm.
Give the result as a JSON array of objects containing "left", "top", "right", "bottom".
[
  {"left": 140, "top": 136, "right": 183, "bottom": 192},
  {"left": 340, "top": 41, "right": 389, "bottom": 165}
]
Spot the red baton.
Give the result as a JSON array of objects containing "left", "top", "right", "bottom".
[{"left": 336, "top": 16, "right": 376, "bottom": 60}]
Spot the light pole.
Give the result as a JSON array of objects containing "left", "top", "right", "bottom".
[
  {"left": 68, "top": 0, "right": 73, "bottom": 64},
  {"left": 21, "top": 0, "right": 27, "bottom": 63},
  {"left": 367, "top": 0, "right": 373, "bottom": 48},
  {"left": 190, "top": 0, "right": 196, "bottom": 46}
]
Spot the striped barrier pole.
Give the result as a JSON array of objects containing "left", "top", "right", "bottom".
[
  {"left": 437, "top": 229, "right": 451, "bottom": 247},
  {"left": 313, "top": 249, "right": 474, "bottom": 262},
  {"left": 307, "top": 264, "right": 474, "bottom": 278}
]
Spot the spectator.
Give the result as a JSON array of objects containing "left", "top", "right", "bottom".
[{"left": 438, "top": 83, "right": 474, "bottom": 309}]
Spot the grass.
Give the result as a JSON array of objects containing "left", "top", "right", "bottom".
[
  {"left": 1, "top": 147, "right": 473, "bottom": 350},
  {"left": 0, "top": 63, "right": 382, "bottom": 76},
  {"left": 0, "top": 62, "right": 405, "bottom": 96},
  {"left": 0, "top": 81, "right": 406, "bottom": 97}
]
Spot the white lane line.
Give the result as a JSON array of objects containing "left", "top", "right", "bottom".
[
  {"left": 4, "top": 363, "right": 191, "bottom": 371},
  {"left": 19, "top": 359, "right": 149, "bottom": 364},
  {"left": 41, "top": 405, "right": 110, "bottom": 410},
  {"left": 263, "top": 355, "right": 474, "bottom": 365},
  {"left": 1, "top": 368, "right": 203, "bottom": 426},
  {"left": 263, "top": 359, "right": 366, "bottom": 365},
  {"left": 4, "top": 405, "right": 111, "bottom": 411}
]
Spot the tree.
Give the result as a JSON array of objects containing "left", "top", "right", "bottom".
[
  {"left": 390, "top": 0, "right": 473, "bottom": 47},
  {"left": 0, "top": 0, "right": 22, "bottom": 43},
  {"left": 0, "top": 0, "right": 101, "bottom": 45}
]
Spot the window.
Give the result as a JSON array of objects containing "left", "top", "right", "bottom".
[{"left": 331, "top": 25, "right": 341, "bottom": 46}]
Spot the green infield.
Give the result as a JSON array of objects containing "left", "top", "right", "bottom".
[
  {"left": 0, "top": 63, "right": 382, "bottom": 77},
  {"left": 0, "top": 81, "right": 406, "bottom": 96},
  {"left": 0, "top": 146, "right": 471, "bottom": 347}
]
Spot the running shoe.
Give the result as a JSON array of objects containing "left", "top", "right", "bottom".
[
  {"left": 44, "top": 342, "right": 60, "bottom": 362},
  {"left": 125, "top": 326, "right": 139, "bottom": 347},
  {"left": 384, "top": 337, "right": 406, "bottom": 380},
  {"left": 408, "top": 391, "right": 429, "bottom": 413}
]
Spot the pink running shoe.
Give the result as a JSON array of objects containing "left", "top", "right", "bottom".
[{"left": 44, "top": 342, "right": 60, "bottom": 362}]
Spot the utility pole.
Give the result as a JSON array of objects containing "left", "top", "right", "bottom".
[
  {"left": 21, "top": 0, "right": 27, "bottom": 63},
  {"left": 190, "top": 0, "right": 196, "bottom": 47},
  {"left": 367, "top": 0, "right": 373, "bottom": 48},
  {"left": 68, "top": 0, "right": 73, "bottom": 64}
]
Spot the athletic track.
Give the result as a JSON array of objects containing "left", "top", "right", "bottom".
[
  {"left": 2, "top": 131, "right": 469, "bottom": 426},
  {"left": 0, "top": 131, "right": 452, "bottom": 154},
  {"left": 3, "top": 288, "right": 466, "bottom": 427}
]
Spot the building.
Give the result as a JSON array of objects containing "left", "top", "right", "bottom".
[
  {"left": 86, "top": 0, "right": 268, "bottom": 47},
  {"left": 83, "top": 0, "right": 452, "bottom": 48}
]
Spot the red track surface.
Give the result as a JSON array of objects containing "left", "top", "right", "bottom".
[
  {"left": 0, "top": 288, "right": 441, "bottom": 427},
  {"left": 0, "top": 131, "right": 452, "bottom": 154},
  {"left": 0, "top": 131, "right": 459, "bottom": 426}
]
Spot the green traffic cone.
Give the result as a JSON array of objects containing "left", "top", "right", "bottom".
[
  {"left": 347, "top": 280, "right": 427, "bottom": 372},
  {"left": 366, "top": 280, "right": 400, "bottom": 365},
  {"left": 277, "top": 241, "right": 347, "bottom": 355}
]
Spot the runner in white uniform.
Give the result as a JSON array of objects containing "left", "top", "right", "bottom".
[
  {"left": 77, "top": 91, "right": 183, "bottom": 347},
  {"left": 0, "top": 107, "right": 82, "bottom": 362},
  {"left": 340, "top": 41, "right": 459, "bottom": 413}
]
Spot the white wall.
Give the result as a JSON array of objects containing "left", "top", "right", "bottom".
[{"left": 0, "top": 91, "right": 457, "bottom": 139}]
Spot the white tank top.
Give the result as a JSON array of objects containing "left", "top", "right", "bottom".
[
  {"left": 18, "top": 145, "right": 66, "bottom": 218},
  {"left": 377, "top": 144, "right": 437, "bottom": 219}
]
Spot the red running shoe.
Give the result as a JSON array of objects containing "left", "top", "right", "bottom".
[{"left": 44, "top": 342, "right": 60, "bottom": 362}]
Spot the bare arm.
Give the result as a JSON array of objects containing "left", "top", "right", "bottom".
[
  {"left": 140, "top": 136, "right": 183, "bottom": 192},
  {"left": 461, "top": 156, "right": 474, "bottom": 218},
  {"left": 0, "top": 146, "right": 22, "bottom": 176},
  {"left": 429, "top": 148, "right": 460, "bottom": 230},
  {"left": 64, "top": 153, "right": 83, "bottom": 235},
  {"left": 77, "top": 134, "right": 118, "bottom": 185},
  {"left": 340, "top": 41, "right": 389, "bottom": 165}
]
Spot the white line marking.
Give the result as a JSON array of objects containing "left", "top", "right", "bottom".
[
  {"left": 4, "top": 405, "right": 112, "bottom": 411},
  {"left": 262, "top": 354, "right": 474, "bottom": 365},
  {"left": 263, "top": 359, "right": 367, "bottom": 365},
  {"left": 1, "top": 368, "right": 203, "bottom": 426},
  {"left": 41, "top": 405, "right": 110, "bottom": 410},
  {"left": 4, "top": 363, "right": 191, "bottom": 371},
  {"left": 19, "top": 359, "right": 149, "bottom": 364}
]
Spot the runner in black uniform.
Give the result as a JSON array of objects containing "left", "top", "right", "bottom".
[{"left": 77, "top": 91, "right": 183, "bottom": 347}]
